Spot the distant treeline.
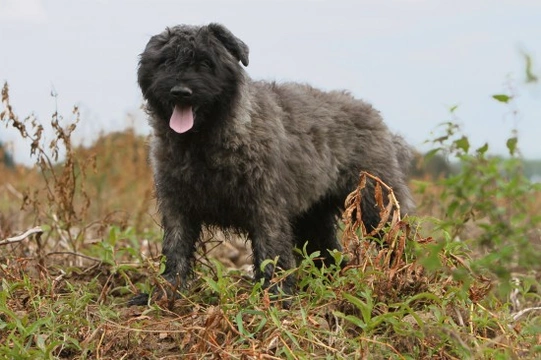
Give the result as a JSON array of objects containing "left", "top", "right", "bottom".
[
  {"left": 524, "top": 159, "right": 541, "bottom": 181},
  {"left": 412, "top": 152, "right": 541, "bottom": 182}
]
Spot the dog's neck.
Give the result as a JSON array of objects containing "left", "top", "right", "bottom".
[{"left": 204, "top": 70, "right": 253, "bottom": 135}]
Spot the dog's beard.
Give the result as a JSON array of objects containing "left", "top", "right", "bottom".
[{"left": 170, "top": 104, "right": 195, "bottom": 133}]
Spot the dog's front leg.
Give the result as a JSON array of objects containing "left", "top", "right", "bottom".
[
  {"left": 129, "top": 215, "right": 201, "bottom": 306},
  {"left": 250, "top": 218, "right": 296, "bottom": 304}
]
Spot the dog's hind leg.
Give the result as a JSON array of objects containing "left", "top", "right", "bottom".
[{"left": 292, "top": 200, "right": 342, "bottom": 267}]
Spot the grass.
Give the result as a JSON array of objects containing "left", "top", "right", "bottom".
[{"left": 1, "top": 81, "right": 540, "bottom": 359}]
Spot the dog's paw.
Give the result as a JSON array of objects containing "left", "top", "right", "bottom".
[{"left": 128, "top": 286, "right": 182, "bottom": 308}]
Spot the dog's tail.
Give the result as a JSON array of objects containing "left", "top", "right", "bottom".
[
  {"left": 392, "top": 134, "right": 414, "bottom": 176},
  {"left": 390, "top": 134, "right": 416, "bottom": 215}
]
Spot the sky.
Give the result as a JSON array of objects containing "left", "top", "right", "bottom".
[{"left": 0, "top": 0, "right": 540, "bottom": 165}]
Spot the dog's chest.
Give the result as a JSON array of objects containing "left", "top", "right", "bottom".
[
  {"left": 177, "top": 142, "right": 249, "bottom": 177},
  {"left": 164, "top": 141, "right": 265, "bottom": 224}
]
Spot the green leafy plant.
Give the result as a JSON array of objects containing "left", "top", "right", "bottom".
[{"left": 424, "top": 94, "right": 541, "bottom": 293}]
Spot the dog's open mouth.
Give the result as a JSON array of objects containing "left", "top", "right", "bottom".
[{"left": 170, "top": 104, "right": 195, "bottom": 133}]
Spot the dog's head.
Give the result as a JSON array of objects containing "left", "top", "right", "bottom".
[{"left": 138, "top": 23, "right": 250, "bottom": 134}]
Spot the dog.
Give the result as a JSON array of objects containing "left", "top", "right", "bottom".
[{"left": 129, "top": 23, "right": 414, "bottom": 305}]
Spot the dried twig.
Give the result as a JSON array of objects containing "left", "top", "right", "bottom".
[
  {"left": 511, "top": 306, "right": 541, "bottom": 322},
  {"left": 0, "top": 226, "right": 43, "bottom": 246},
  {"left": 46, "top": 251, "right": 102, "bottom": 263},
  {"left": 51, "top": 269, "right": 67, "bottom": 296},
  {"left": 2, "top": 183, "right": 23, "bottom": 200}
]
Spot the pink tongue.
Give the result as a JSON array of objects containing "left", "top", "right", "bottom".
[{"left": 170, "top": 105, "right": 194, "bottom": 133}]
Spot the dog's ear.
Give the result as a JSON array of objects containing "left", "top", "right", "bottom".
[{"left": 208, "top": 23, "right": 250, "bottom": 67}]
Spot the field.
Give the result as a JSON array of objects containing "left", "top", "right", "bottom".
[{"left": 1, "top": 81, "right": 540, "bottom": 359}]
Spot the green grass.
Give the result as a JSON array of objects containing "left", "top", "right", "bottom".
[{"left": 1, "top": 219, "right": 540, "bottom": 359}]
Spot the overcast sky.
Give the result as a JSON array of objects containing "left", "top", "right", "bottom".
[{"left": 1, "top": 0, "right": 540, "bottom": 164}]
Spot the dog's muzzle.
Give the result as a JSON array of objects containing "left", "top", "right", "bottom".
[{"left": 170, "top": 86, "right": 193, "bottom": 98}]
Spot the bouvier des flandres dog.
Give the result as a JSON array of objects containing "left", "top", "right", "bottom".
[{"left": 130, "top": 23, "right": 414, "bottom": 305}]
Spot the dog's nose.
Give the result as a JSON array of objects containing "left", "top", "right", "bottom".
[{"left": 170, "top": 86, "right": 193, "bottom": 98}]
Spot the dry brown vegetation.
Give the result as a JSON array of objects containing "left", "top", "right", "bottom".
[{"left": 1, "top": 82, "right": 540, "bottom": 359}]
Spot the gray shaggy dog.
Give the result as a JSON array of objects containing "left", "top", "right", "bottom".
[{"left": 130, "top": 23, "right": 414, "bottom": 305}]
